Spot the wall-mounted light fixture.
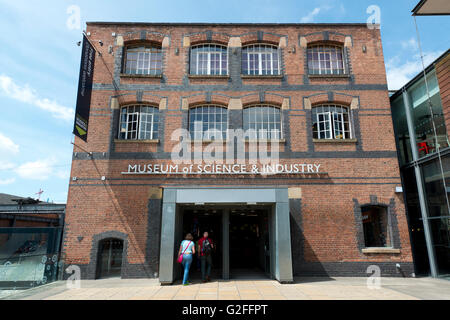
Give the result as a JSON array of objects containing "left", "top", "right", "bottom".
[
  {"left": 362, "top": 45, "right": 367, "bottom": 53},
  {"left": 175, "top": 48, "right": 179, "bottom": 55}
]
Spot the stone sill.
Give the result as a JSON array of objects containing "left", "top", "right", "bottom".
[
  {"left": 188, "top": 75, "right": 230, "bottom": 79},
  {"left": 114, "top": 139, "right": 159, "bottom": 144},
  {"left": 190, "top": 139, "right": 286, "bottom": 144},
  {"left": 244, "top": 139, "right": 286, "bottom": 143},
  {"left": 313, "top": 138, "right": 357, "bottom": 143},
  {"left": 120, "top": 73, "right": 162, "bottom": 79},
  {"left": 362, "top": 248, "right": 401, "bottom": 254},
  {"left": 241, "top": 75, "right": 284, "bottom": 79},
  {"left": 308, "top": 74, "right": 351, "bottom": 79}
]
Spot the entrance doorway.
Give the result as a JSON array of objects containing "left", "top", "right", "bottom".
[
  {"left": 182, "top": 207, "right": 222, "bottom": 279},
  {"left": 160, "top": 188, "right": 294, "bottom": 284},
  {"left": 230, "top": 207, "right": 270, "bottom": 279},
  {"left": 96, "top": 238, "right": 123, "bottom": 279},
  {"left": 180, "top": 205, "right": 270, "bottom": 281}
]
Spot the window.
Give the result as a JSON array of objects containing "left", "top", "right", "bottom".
[
  {"left": 307, "top": 45, "right": 345, "bottom": 75},
  {"left": 361, "top": 206, "right": 391, "bottom": 248},
  {"left": 312, "top": 105, "right": 352, "bottom": 140},
  {"left": 189, "top": 105, "right": 228, "bottom": 140},
  {"left": 124, "top": 46, "right": 162, "bottom": 75},
  {"left": 242, "top": 45, "right": 280, "bottom": 75},
  {"left": 119, "top": 105, "right": 159, "bottom": 140},
  {"left": 244, "top": 105, "right": 282, "bottom": 140},
  {"left": 190, "top": 44, "right": 228, "bottom": 75}
]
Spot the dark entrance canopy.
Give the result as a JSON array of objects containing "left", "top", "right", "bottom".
[{"left": 412, "top": 0, "right": 450, "bottom": 16}]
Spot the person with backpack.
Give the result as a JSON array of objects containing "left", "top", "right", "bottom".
[
  {"left": 178, "top": 233, "right": 195, "bottom": 285},
  {"left": 198, "top": 231, "right": 214, "bottom": 282}
]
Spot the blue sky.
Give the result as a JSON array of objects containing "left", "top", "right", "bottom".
[{"left": 0, "top": 0, "right": 448, "bottom": 203}]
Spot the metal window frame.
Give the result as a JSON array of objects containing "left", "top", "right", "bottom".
[
  {"left": 313, "top": 105, "right": 353, "bottom": 140},
  {"left": 243, "top": 45, "right": 280, "bottom": 76},
  {"left": 243, "top": 105, "right": 283, "bottom": 140},
  {"left": 190, "top": 44, "right": 228, "bottom": 76},
  {"left": 307, "top": 45, "right": 345, "bottom": 75},
  {"left": 316, "top": 111, "right": 332, "bottom": 139},
  {"left": 138, "top": 113, "right": 154, "bottom": 140},
  {"left": 124, "top": 46, "right": 162, "bottom": 75},
  {"left": 188, "top": 105, "right": 229, "bottom": 140},
  {"left": 118, "top": 105, "right": 159, "bottom": 140}
]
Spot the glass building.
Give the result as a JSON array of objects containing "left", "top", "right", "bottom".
[{"left": 390, "top": 49, "right": 450, "bottom": 278}]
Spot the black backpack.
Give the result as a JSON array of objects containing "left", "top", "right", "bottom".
[{"left": 202, "top": 239, "right": 212, "bottom": 255}]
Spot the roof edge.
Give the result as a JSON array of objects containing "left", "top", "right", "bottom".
[{"left": 86, "top": 21, "right": 372, "bottom": 27}]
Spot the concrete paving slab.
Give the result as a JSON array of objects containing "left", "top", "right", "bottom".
[{"left": 3, "top": 276, "right": 450, "bottom": 300}]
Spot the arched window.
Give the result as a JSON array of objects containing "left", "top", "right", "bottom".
[
  {"left": 189, "top": 105, "right": 228, "bottom": 140},
  {"left": 361, "top": 206, "right": 392, "bottom": 248},
  {"left": 312, "top": 105, "right": 352, "bottom": 140},
  {"left": 242, "top": 45, "right": 280, "bottom": 75},
  {"left": 123, "top": 45, "right": 162, "bottom": 75},
  {"left": 190, "top": 44, "right": 228, "bottom": 75},
  {"left": 243, "top": 105, "right": 282, "bottom": 140},
  {"left": 118, "top": 105, "right": 159, "bottom": 140},
  {"left": 307, "top": 44, "right": 345, "bottom": 75}
]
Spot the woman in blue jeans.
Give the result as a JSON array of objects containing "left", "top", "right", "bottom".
[{"left": 178, "top": 233, "right": 195, "bottom": 285}]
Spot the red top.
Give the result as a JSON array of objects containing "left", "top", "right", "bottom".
[{"left": 198, "top": 237, "right": 213, "bottom": 256}]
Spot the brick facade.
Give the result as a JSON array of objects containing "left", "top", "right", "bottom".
[
  {"left": 436, "top": 52, "right": 450, "bottom": 135},
  {"left": 63, "top": 23, "right": 414, "bottom": 280}
]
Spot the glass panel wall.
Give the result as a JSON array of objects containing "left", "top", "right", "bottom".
[
  {"left": 391, "top": 70, "right": 449, "bottom": 165},
  {"left": 402, "top": 166, "right": 431, "bottom": 275},
  {"left": 0, "top": 228, "right": 63, "bottom": 289},
  {"left": 391, "top": 95, "right": 413, "bottom": 166},
  {"left": 422, "top": 156, "right": 450, "bottom": 276},
  {"left": 410, "top": 70, "right": 449, "bottom": 158}
]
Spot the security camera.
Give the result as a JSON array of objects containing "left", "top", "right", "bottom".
[
  {"left": 76, "top": 41, "right": 81, "bottom": 46},
  {"left": 98, "top": 40, "right": 103, "bottom": 46}
]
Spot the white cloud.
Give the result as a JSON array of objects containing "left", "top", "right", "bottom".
[
  {"left": 386, "top": 50, "right": 444, "bottom": 90},
  {"left": 0, "top": 132, "right": 19, "bottom": 155},
  {"left": 13, "top": 158, "right": 70, "bottom": 181},
  {"left": 55, "top": 168, "right": 70, "bottom": 180},
  {"left": 301, "top": 8, "right": 322, "bottom": 23},
  {"left": 0, "top": 178, "right": 15, "bottom": 185},
  {"left": 0, "top": 74, "right": 74, "bottom": 121},
  {"left": 0, "top": 160, "right": 15, "bottom": 170},
  {"left": 300, "top": 6, "right": 332, "bottom": 23},
  {"left": 15, "top": 159, "right": 55, "bottom": 180},
  {"left": 401, "top": 38, "right": 418, "bottom": 50}
]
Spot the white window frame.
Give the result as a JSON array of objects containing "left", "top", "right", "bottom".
[
  {"left": 316, "top": 111, "right": 332, "bottom": 139},
  {"left": 242, "top": 45, "right": 280, "bottom": 76},
  {"left": 313, "top": 105, "right": 353, "bottom": 140},
  {"left": 189, "top": 105, "right": 228, "bottom": 140},
  {"left": 138, "top": 113, "right": 154, "bottom": 140},
  {"left": 307, "top": 45, "right": 346, "bottom": 75},
  {"left": 119, "top": 106, "right": 159, "bottom": 140},
  {"left": 244, "top": 105, "right": 283, "bottom": 140},
  {"left": 124, "top": 46, "right": 163, "bottom": 75},
  {"left": 126, "top": 112, "right": 139, "bottom": 140},
  {"left": 190, "top": 44, "right": 228, "bottom": 76}
]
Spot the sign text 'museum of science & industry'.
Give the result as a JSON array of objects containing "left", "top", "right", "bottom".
[{"left": 122, "top": 163, "right": 323, "bottom": 175}]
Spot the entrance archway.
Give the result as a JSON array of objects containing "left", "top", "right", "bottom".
[{"left": 96, "top": 238, "right": 124, "bottom": 279}]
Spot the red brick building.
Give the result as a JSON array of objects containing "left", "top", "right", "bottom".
[{"left": 64, "top": 22, "right": 413, "bottom": 283}]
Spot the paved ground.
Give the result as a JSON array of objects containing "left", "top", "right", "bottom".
[{"left": 2, "top": 276, "right": 450, "bottom": 300}]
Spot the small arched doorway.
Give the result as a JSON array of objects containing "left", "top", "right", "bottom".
[{"left": 97, "top": 238, "right": 124, "bottom": 279}]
